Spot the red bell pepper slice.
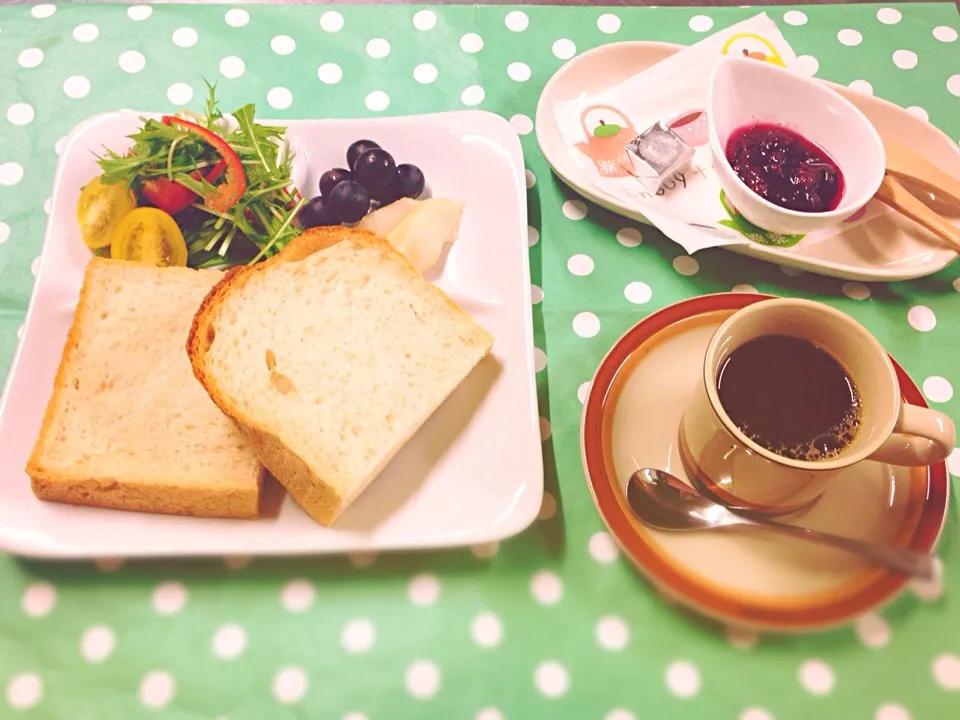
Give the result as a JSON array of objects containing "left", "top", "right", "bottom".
[
  {"left": 160, "top": 115, "right": 247, "bottom": 213},
  {"left": 141, "top": 160, "right": 226, "bottom": 215}
]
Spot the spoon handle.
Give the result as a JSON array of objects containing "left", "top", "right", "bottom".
[
  {"left": 743, "top": 514, "right": 936, "bottom": 581},
  {"left": 883, "top": 137, "right": 960, "bottom": 208},
  {"left": 874, "top": 174, "right": 960, "bottom": 252}
]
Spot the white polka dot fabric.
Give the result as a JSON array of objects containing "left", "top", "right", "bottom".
[{"left": 0, "top": 5, "right": 958, "bottom": 720}]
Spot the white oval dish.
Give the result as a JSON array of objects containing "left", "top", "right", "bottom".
[
  {"left": 708, "top": 55, "right": 886, "bottom": 235},
  {"left": 536, "top": 41, "right": 959, "bottom": 282}
]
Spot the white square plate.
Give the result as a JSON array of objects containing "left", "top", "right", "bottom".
[{"left": 0, "top": 109, "right": 543, "bottom": 558}]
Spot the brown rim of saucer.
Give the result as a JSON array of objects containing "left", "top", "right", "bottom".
[{"left": 580, "top": 292, "right": 948, "bottom": 631}]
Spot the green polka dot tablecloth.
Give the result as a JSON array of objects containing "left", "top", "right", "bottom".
[{"left": 2, "top": 2, "right": 960, "bottom": 718}]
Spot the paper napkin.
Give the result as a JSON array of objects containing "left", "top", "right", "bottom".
[{"left": 553, "top": 13, "right": 886, "bottom": 254}]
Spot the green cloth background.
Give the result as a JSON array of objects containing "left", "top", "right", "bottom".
[{"left": 1, "top": 3, "right": 959, "bottom": 718}]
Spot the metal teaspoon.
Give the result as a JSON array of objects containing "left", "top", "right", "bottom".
[{"left": 625, "top": 468, "right": 936, "bottom": 581}]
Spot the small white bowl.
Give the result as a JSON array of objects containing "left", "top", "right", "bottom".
[{"left": 707, "top": 56, "right": 885, "bottom": 235}]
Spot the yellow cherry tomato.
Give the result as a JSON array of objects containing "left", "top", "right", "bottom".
[
  {"left": 109, "top": 207, "right": 187, "bottom": 267},
  {"left": 76, "top": 176, "right": 137, "bottom": 250}
]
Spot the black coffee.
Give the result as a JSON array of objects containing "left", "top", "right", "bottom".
[{"left": 716, "top": 334, "right": 862, "bottom": 461}]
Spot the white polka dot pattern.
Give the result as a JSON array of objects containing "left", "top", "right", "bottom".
[
  {"left": 562, "top": 200, "right": 587, "bottom": 220},
  {"left": 267, "top": 87, "right": 293, "bottom": 110},
  {"left": 219, "top": 56, "right": 245, "bottom": 79},
  {"left": 799, "top": 659, "right": 834, "bottom": 695},
  {"left": 672, "top": 256, "right": 699, "bottom": 276},
  {"left": 838, "top": 29, "right": 863, "bottom": 46},
  {"left": 173, "top": 28, "right": 199, "bottom": 48},
  {"left": 413, "top": 64, "right": 438, "bottom": 84},
  {"left": 597, "top": 14, "right": 621, "bottom": 34},
  {"left": 907, "top": 306, "right": 936, "bottom": 331},
  {"left": 1, "top": 8, "right": 959, "bottom": 720},
  {"left": 225, "top": 9, "right": 249, "bottom": 28},
  {"left": 596, "top": 615, "right": 629, "bottom": 650},
  {"left": 589, "top": 532, "right": 618, "bottom": 563},
  {"left": 21, "top": 582, "right": 56, "bottom": 617},
  {"left": 365, "top": 91, "right": 390, "bottom": 112},
  {"left": 73, "top": 24, "right": 100, "bottom": 43},
  {"left": 81, "top": 625, "right": 115, "bottom": 663},
  {"left": 460, "top": 33, "right": 483, "bottom": 53},
  {"left": 553, "top": 39, "right": 576, "bottom": 60},
  {"left": 876, "top": 8, "right": 902, "bottom": 25},
  {"left": 471, "top": 612, "right": 503, "bottom": 647},
  {"left": 408, "top": 573, "right": 440, "bottom": 606},
  {"left": 534, "top": 661, "right": 569, "bottom": 697},
  {"left": 740, "top": 709, "right": 773, "bottom": 720},
  {"left": 212, "top": 623, "right": 247, "bottom": 659},
  {"left": 5, "top": 673, "right": 42, "bottom": 709},
  {"left": 783, "top": 11, "right": 807, "bottom": 26},
  {"left": 573, "top": 311, "right": 600, "bottom": 338},
  {"left": 273, "top": 666, "right": 307, "bottom": 703},
  {"left": 63, "top": 76, "right": 91, "bottom": 99},
  {"left": 320, "top": 11, "right": 344, "bottom": 33},
  {"left": 530, "top": 570, "right": 563, "bottom": 605},
  {"left": 271, "top": 35, "right": 294, "bottom": 54},
  {"left": 318, "top": 63, "right": 343, "bottom": 85},
  {"left": 893, "top": 50, "right": 918, "bottom": 69},
  {"left": 567, "top": 254, "right": 594, "bottom": 276},
  {"left": 461, "top": 85, "right": 485, "bottom": 106},
  {"left": 689, "top": 15, "right": 714, "bottom": 33},
  {"left": 855, "top": 614, "right": 890, "bottom": 648},
  {"left": 617, "top": 228, "right": 642, "bottom": 247},
  {"left": 341, "top": 618, "right": 375, "bottom": 653},
  {"left": 405, "top": 660, "right": 440, "bottom": 698},
  {"left": 18, "top": 48, "right": 44, "bottom": 68},
  {"left": 281, "top": 579, "right": 315, "bottom": 612},
  {"left": 140, "top": 671, "right": 175, "bottom": 709},
  {"left": 366, "top": 39, "right": 390, "bottom": 60},
  {"left": 875, "top": 703, "right": 911, "bottom": 720},
  {"left": 413, "top": 10, "right": 437, "bottom": 31},
  {"left": 167, "top": 82, "right": 194, "bottom": 105},
  {"left": 152, "top": 581, "right": 186, "bottom": 615},
  {"left": 505, "top": 11, "right": 529, "bottom": 33},
  {"left": 665, "top": 660, "right": 700, "bottom": 697}
]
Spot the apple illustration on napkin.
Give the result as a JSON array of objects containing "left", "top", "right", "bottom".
[{"left": 593, "top": 119, "right": 622, "bottom": 138}]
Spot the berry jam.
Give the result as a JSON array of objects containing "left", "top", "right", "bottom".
[{"left": 725, "top": 123, "right": 845, "bottom": 213}]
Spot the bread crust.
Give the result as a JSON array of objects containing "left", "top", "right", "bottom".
[
  {"left": 26, "top": 257, "right": 263, "bottom": 520},
  {"left": 30, "top": 473, "right": 262, "bottom": 519},
  {"left": 186, "top": 226, "right": 493, "bottom": 526},
  {"left": 25, "top": 257, "right": 104, "bottom": 483},
  {"left": 187, "top": 228, "right": 357, "bottom": 524}
]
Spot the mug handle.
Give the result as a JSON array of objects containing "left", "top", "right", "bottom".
[{"left": 867, "top": 404, "right": 956, "bottom": 466}]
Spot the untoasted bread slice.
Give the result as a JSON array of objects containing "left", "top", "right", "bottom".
[
  {"left": 26, "top": 258, "right": 264, "bottom": 519},
  {"left": 187, "top": 226, "right": 493, "bottom": 526}
]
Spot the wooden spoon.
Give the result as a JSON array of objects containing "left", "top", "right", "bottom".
[
  {"left": 883, "top": 137, "right": 960, "bottom": 208},
  {"left": 874, "top": 173, "right": 960, "bottom": 252}
]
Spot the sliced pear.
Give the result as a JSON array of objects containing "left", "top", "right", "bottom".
[
  {"left": 385, "top": 198, "right": 465, "bottom": 273},
  {"left": 357, "top": 197, "right": 420, "bottom": 237}
]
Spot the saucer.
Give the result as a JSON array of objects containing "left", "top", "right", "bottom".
[{"left": 580, "top": 293, "right": 949, "bottom": 632}]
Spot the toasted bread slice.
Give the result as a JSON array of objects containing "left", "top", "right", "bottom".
[
  {"left": 187, "top": 227, "right": 493, "bottom": 526},
  {"left": 26, "top": 258, "right": 264, "bottom": 519}
]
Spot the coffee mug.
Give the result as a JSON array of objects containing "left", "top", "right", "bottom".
[{"left": 679, "top": 298, "right": 956, "bottom": 512}]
